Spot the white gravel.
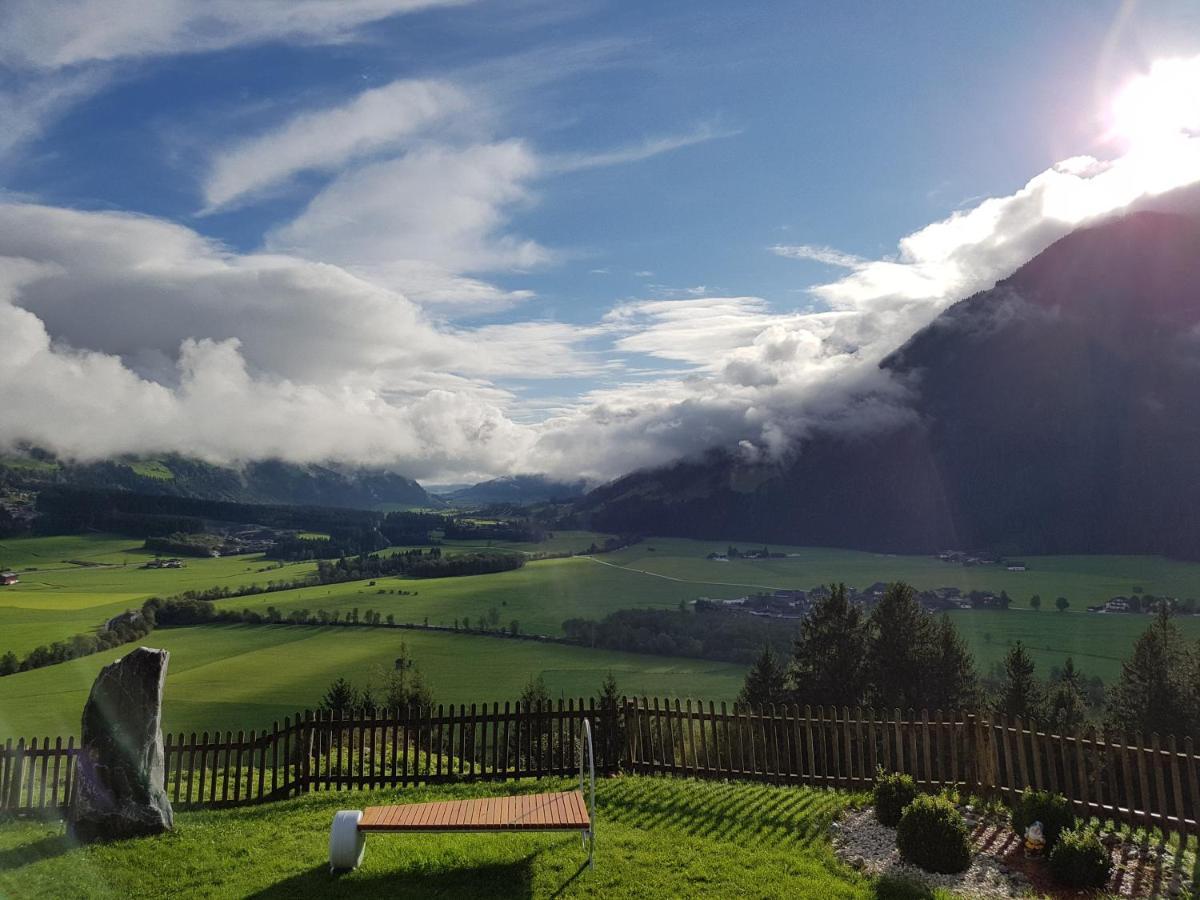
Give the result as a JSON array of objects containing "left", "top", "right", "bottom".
[{"left": 831, "top": 807, "right": 1021, "bottom": 898}]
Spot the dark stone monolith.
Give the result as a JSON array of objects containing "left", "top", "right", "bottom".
[{"left": 68, "top": 647, "right": 174, "bottom": 842}]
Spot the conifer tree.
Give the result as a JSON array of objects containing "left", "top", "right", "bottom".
[
  {"left": 318, "top": 676, "right": 359, "bottom": 715},
  {"left": 925, "top": 614, "right": 979, "bottom": 711},
  {"left": 1107, "top": 607, "right": 1198, "bottom": 737},
  {"left": 788, "top": 583, "right": 868, "bottom": 707},
  {"left": 997, "top": 641, "right": 1043, "bottom": 720},
  {"left": 867, "top": 582, "right": 931, "bottom": 710},
  {"left": 1046, "top": 657, "right": 1088, "bottom": 732},
  {"left": 737, "top": 644, "right": 789, "bottom": 709}
]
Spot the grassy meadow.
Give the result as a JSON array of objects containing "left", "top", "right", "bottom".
[
  {"left": 0, "top": 776, "right": 881, "bottom": 899},
  {"left": 0, "top": 535, "right": 318, "bottom": 658},
  {"left": 601, "top": 538, "right": 1200, "bottom": 607},
  {"left": 3, "top": 533, "right": 1200, "bottom": 739},
  {"left": 0, "top": 624, "right": 747, "bottom": 737}
]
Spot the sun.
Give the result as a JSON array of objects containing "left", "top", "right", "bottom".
[{"left": 1109, "top": 57, "right": 1200, "bottom": 151}]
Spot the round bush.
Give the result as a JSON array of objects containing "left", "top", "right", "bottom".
[
  {"left": 1010, "top": 789, "right": 1076, "bottom": 852},
  {"left": 1049, "top": 826, "right": 1111, "bottom": 888},
  {"left": 874, "top": 770, "right": 918, "bottom": 826},
  {"left": 895, "top": 795, "right": 972, "bottom": 873}
]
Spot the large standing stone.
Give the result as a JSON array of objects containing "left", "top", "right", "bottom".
[{"left": 68, "top": 647, "right": 174, "bottom": 842}]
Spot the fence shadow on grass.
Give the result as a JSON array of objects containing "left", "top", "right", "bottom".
[
  {"left": 596, "top": 777, "right": 842, "bottom": 849},
  {"left": 246, "top": 857, "right": 537, "bottom": 900}
]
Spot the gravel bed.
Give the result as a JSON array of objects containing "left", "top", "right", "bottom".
[
  {"left": 832, "top": 805, "right": 1194, "bottom": 899},
  {"left": 832, "top": 806, "right": 1021, "bottom": 898}
]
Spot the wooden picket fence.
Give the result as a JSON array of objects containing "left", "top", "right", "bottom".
[
  {"left": 3, "top": 697, "right": 1198, "bottom": 845},
  {"left": 623, "top": 700, "right": 1200, "bottom": 841},
  {"left": 1, "top": 699, "right": 619, "bottom": 815}
]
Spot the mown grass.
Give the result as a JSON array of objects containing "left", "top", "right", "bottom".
[
  {"left": 0, "top": 625, "right": 746, "bottom": 737},
  {"left": 0, "top": 776, "right": 885, "bottom": 899}
]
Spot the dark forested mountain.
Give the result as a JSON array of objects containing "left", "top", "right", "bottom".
[
  {"left": 0, "top": 453, "right": 439, "bottom": 510},
  {"left": 581, "top": 211, "right": 1200, "bottom": 558},
  {"left": 438, "top": 474, "right": 587, "bottom": 507}
]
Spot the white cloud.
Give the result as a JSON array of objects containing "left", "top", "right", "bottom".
[
  {"left": 0, "top": 202, "right": 600, "bottom": 480},
  {"left": 266, "top": 140, "right": 549, "bottom": 303},
  {"left": 203, "top": 79, "right": 473, "bottom": 211},
  {"left": 0, "top": 0, "right": 471, "bottom": 70},
  {"left": 547, "top": 123, "right": 738, "bottom": 174},
  {"left": 770, "top": 243, "right": 865, "bottom": 269}
]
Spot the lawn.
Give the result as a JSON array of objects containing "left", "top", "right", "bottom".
[
  {"left": 0, "top": 625, "right": 746, "bottom": 737},
  {"left": 0, "top": 776, "right": 880, "bottom": 899}
]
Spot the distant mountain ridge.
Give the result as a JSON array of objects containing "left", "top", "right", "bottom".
[
  {"left": 438, "top": 474, "right": 588, "bottom": 507},
  {"left": 0, "top": 453, "right": 440, "bottom": 510},
  {"left": 581, "top": 211, "right": 1200, "bottom": 559}
]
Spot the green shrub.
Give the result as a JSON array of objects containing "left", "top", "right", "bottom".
[
  {"left": 1010, "top": 789, "right": 1076, "bottom": 852},
  {"left": 1049, "top": 826, "right": 1111, "bottom": 888},
  {"left": 874, "top": 769, "right": 918, "bottom": 827},
  {"left": 895, "top": 795, "right": 971, "bottom": 873}
]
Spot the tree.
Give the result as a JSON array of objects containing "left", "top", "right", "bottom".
[
  {"left": 514, "top": 675, "right": 556, "bottom": 768},
  {"left": 1046, "top": 657, "right": 1087, "bottom": 732},
  {"left": 997, "top": 642, "right": 1043, "bottom": 720},
  {"left": 925, "top": 615, "right": 979, "bottom": 711},
  {"left": 0, "top": 650, "right": 17, "bottom": 676},
  {"left": 1107, "top": 607, "right": 1198, "bottom": 738},
  {"left": 866, "top": 583, "right": 932, "bottom": 710},
  {"left": 1030, "top": 595, "right": 1042, "bottom": 611},
  {"left": 737, "top": 644, "right": 789, "bottom": 709},
  {"left": 1055, "top": 596, "right": 1070, "bottom": 612},
  {"left": 318, "top": 677, "right": 359, "bottom": 716},
  {"left": 510, "top": 619, "right": 520, "bottom": 636},
  {"left": 380, "top": 641, "right": 434, "bottom": 711},
  {"left": 788, "top": 583, "right": 869, "bottom": 707},
  {"left": 598, "top": 671, "right": 625, "bottom": 766}
]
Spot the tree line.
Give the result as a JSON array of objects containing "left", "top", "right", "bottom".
[{"left": 734, "top": 582, "right": 1200, "bottom": 739}]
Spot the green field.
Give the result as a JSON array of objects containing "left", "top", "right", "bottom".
[
  {"left": 0, "top": 536, "right": 318, "bottom": 658},
  {"left": 602, "top": 538, "right": 1200, "bottom": 607},
  {"left": 0, "top": 625, "right": 746, "bottom": 737},
  {"left": 212, "top": 556, "right": 749, "bottom": 635},
  {"left": 0, "top": 777, "right": 875, "bottom": 899},
  {"left": 3, "top": 534, "right": 1200, "bottom": 739}
]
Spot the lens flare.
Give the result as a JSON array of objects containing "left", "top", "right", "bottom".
[{"left": 1109, "top": 57, "right": 1200, "bottom": 150}]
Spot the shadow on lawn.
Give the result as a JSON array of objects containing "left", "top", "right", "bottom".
[
  {"left": 0, "top": 833, "right": 76, "bottom": 870},
  {"left": 246, "top": 856, "right": 538, "bottom": 899}
]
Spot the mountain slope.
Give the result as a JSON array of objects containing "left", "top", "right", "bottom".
[
  {"left": 581, "top": 211, "right": 1200, "bottom": 558},
  {"left": 438, "top": 474, "right": 587, "bottom": 507},
  {"left": 0, "top": 453, "right": 440, "bottom": 510}
]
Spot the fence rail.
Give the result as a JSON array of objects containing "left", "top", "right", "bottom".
[{"left": 3, "top": 698, "right": 1198, "bottom": 844}]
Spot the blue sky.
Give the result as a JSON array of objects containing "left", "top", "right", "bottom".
[{"left": 2, "top": 1, "right": 1200, "bottom": 482}]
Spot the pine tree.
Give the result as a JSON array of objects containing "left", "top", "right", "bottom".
[
  {"left": 318, "top": 676, "right": 359, "bottom": 715},
  {"left": 788, "top": 583, "right": 868, "bottom": 707},
  {"left": 925, "top": 615, "right": 979, "bottom": 711},
  {"left": 1107, "top": 607, "right": 1198, "bottom": 738},
  {"left": 598, "top": 671, "right": 625, "bottom": 766},
  {"left": 997, "top": 641, "right": 1043, "bottom": 719},
  {"left": 866, "top": 582, "right": 931, "bottom": 710},
  {"left": 378, "top": 641, "right": 434, "bottom": 712},
  {"left": 1046, "top": 657, "right": 1088, "bottom": 732},
  {"left": 737, "top": 644, "right": 789, "bottom": 709}
]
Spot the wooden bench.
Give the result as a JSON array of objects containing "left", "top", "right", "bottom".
[{"left": 329, "top": 719, "right": 596, "bottom": 872}]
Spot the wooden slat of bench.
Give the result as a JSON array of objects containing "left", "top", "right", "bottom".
[{"left": 359, "top": 790, "right": 589, "bottom": 832}]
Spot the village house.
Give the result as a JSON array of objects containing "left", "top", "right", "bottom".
[{"left": 0, "top": 571, "right": 19, "bottom": 586}]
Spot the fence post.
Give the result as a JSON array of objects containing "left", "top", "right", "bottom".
[{"left": 973, "top": 713, "right": 998, "bottom": 799}]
